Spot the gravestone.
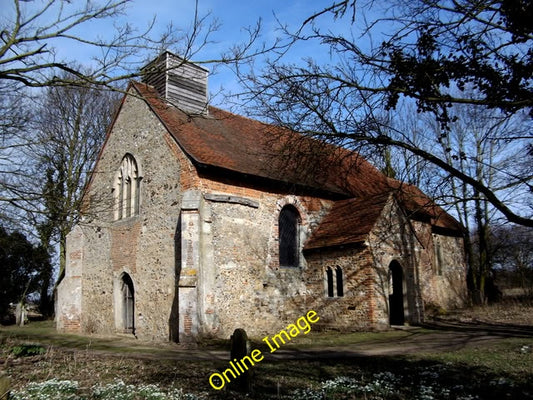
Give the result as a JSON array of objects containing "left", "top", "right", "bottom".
[{"left": 230, "top": 328, "right": 252, "bottom": 392}]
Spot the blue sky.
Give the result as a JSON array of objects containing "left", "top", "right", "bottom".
[
  {"left": 123, "top": 0, "right": 347, "bottom": 101},
  {"left": 1, "top": 0, "right": 359, "bottom": 105}
]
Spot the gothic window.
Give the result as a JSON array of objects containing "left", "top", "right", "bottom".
[
  {"left": 278, "top": 205, "right": 300, "bottom": 267},
  {"left": 114, "top": 154, "right": 140, "bottom": 220},
  {"left": 326, "top": 266, "right": 344, "bottom": 297}
]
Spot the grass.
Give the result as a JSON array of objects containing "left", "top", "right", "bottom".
[
  {"left": 0, "top": 321, "right": 183, "bottom": 357},
  {"left": 0, "top": 320, "right": 429, "bottom": 358},
  {"left": 414, "top": 337, "right": 533, "bottom": 378},
  {"left": 1, "top": 312, "right": 532, "bottom": 399},
  {"left": 249, "top": 336, "right": 533, "bottom": 397}
]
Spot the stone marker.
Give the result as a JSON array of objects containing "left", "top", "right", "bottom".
[{"left": 230, "top": 328, "right": 252, "bottom": 392}]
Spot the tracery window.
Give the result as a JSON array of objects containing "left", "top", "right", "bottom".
[
  {"left": 278, "top": 205, "right": 300, "bottom": 267},
  {"left": 114, "top": 154, "right": 140, "bottom": 220},
  {"left": 326, "top": 266, "right": 344, "bottom": 297}
]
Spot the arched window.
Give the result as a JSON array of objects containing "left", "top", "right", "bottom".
[
  {"left": 336, "top": 266, "right": 344, "bottom": 297},
  {"left": 326, "top": 266, "right": 344, "bottom": 297},
  {"left": 114, "top": 154, "right": 140, "bottom": 220},
  {"left": 278, "top": 205, "right": 300, "bottom": 267},
  {"left": 326, "top": 267, "right": 334, "bottom": 297}
]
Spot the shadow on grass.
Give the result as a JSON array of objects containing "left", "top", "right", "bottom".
[
  {"left": 421, "top": 319, "right": 533, "bottom": 338},
  {"left": 138, "top": 352, "right": 533, "bottom": 399},
  {"left": 262, "top": 355, "right": 531, "bottom": 399},
  {"left": 2, "top": 320, "right": 532, "bottom": 399},
  {"left": 0, "top": 320, "right": 177, "bottom": 356}
]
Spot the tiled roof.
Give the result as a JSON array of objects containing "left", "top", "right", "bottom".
[
  {"left": 132, "top": 82, "right": 390, "bottom": 197},
  {"left": 388, "top": 180, "right": 464, "bottom": 232},
  {"left": 304, "top": 193, "right": 392, "bottom": 250},
  {"left": 130, "top": 82, "right": 464, "bottom": 247}
]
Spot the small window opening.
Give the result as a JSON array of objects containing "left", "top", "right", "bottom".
[
  {"left": 326, "top": 267, "right": 334, "bottom": 297},
  {"left": 433, "top": 234, "right": 444, "bottom": 275},
  {"left": 326, "top": 266, "right": 344, "bottom": 297},
  {"left": 336, "top": 266, "right": 344, "bottom": 297},
  {"left": 279, "top": 205, "right": 300, "bottom": 267}
]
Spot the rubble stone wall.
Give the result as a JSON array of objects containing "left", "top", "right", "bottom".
[
  {"left": 58, "top": 90, "right": 467, "bottom": 342},
  {"left": 59, "top": 92, "right": 186, "bottom": 341}
]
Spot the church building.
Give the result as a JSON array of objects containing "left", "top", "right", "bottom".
[{"left": 56, "top": 52, "right": 467, "bottom": 342}]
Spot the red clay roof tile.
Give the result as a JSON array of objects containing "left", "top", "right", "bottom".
[
  {"left": 130, "top": 82, "right": 464, "bottom": 247},
  {"left": 304, "top": 193, "right": 392, "bottom": 250},
  {"left": 132, "top": 82, "right": 390, "bottom": 197}
]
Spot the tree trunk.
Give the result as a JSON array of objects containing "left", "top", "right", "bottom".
[{"left": 15, "top": 302, "right": 26, "bottom": 326}]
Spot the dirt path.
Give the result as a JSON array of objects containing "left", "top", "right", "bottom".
[
  {"left": 273, "top": 322, "right": 533, "bottom": 360},
  {"left": 52, "top": 320, "right": 532, "bottom": 361},
  {"left": 2, "top": 319, "right": 532, "bottom": 363}
]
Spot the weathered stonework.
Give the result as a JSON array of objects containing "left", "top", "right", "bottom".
[
  {"left": 57, "top": 92, "right": 185, "bottom": 340},
  {"left": 56, "top": 225, "right": 84, "bottom": 333},
  {"left": 56, "top": 68, "right": 468, "bottom": 342},
  {"left": 305, "top": 245, "right": 376, "bottom": 330}
]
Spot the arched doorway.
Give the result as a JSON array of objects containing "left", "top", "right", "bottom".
[
  {"left": 121, "top": 273, "right": 135, "bottom": 334},
  {"left": 388, "top": 261, "right": 405, "bottom": 325}
]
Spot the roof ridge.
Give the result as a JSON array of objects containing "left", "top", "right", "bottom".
[{"left": 131, "top": 80, "right": 463, "bottom": 234}]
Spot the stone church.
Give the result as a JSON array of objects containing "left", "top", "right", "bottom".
[{"left": 56, "top": 52, "right": 467, "bottom": 342}]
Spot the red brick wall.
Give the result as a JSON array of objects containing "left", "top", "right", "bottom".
[
  {"left": 305, "top": 245, "right": 378, "bottom": 331},
  {"left": 110, "top": 221, "right": 141, "bottom": 273}
]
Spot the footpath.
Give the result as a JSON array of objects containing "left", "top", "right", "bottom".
[
  {"left": 57, "top": 320, "right": 533, "bottom": 361},
  {"left": 1, "top": 319, "right": 532, "bottom": 362}
]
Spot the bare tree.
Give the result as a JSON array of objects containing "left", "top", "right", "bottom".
[
  {"left": 429, "top": 100, "right": 528, "bottom": 302},
  {"left": 0, "top": 71, "right": 119, "bottom": 314},
  {"left": 371, "top": 104, "right": 436, "bottom": 189},
  {"left": 0, "top": 80, "right": 36, "bottom": 227},
  {"left": 32, "top": 79, "right": 120, "bottom": 313},
  {"left": 356, "top": 89, "right": 528, "bottom": 303},
  {"left": 0, "top": 0, "right": 218, "bottom": 89},
  {"left": 492, "top": 224, "right": 533, "bottom": 297},
  {"left": 237, "top": 0, "right": 533, "bottom": 226},
  {"left": 0, "top": 0, "right": 267, "bottom": 215}
]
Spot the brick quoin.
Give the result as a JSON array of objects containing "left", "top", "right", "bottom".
[{"left": 61, "top": 317, "right": 81, "bottom": 333}]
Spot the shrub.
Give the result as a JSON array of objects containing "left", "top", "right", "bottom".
[{"left": 11, "top": 344, "right": 46, "bottom": 357}]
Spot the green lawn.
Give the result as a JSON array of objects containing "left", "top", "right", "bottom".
[{"left": 1, "top": 320, "right": 532, "bottom": 399}]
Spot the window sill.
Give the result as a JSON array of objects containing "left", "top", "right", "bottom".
[{"left": 112, "top": 215, "right": 141, "bottom": 226}]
